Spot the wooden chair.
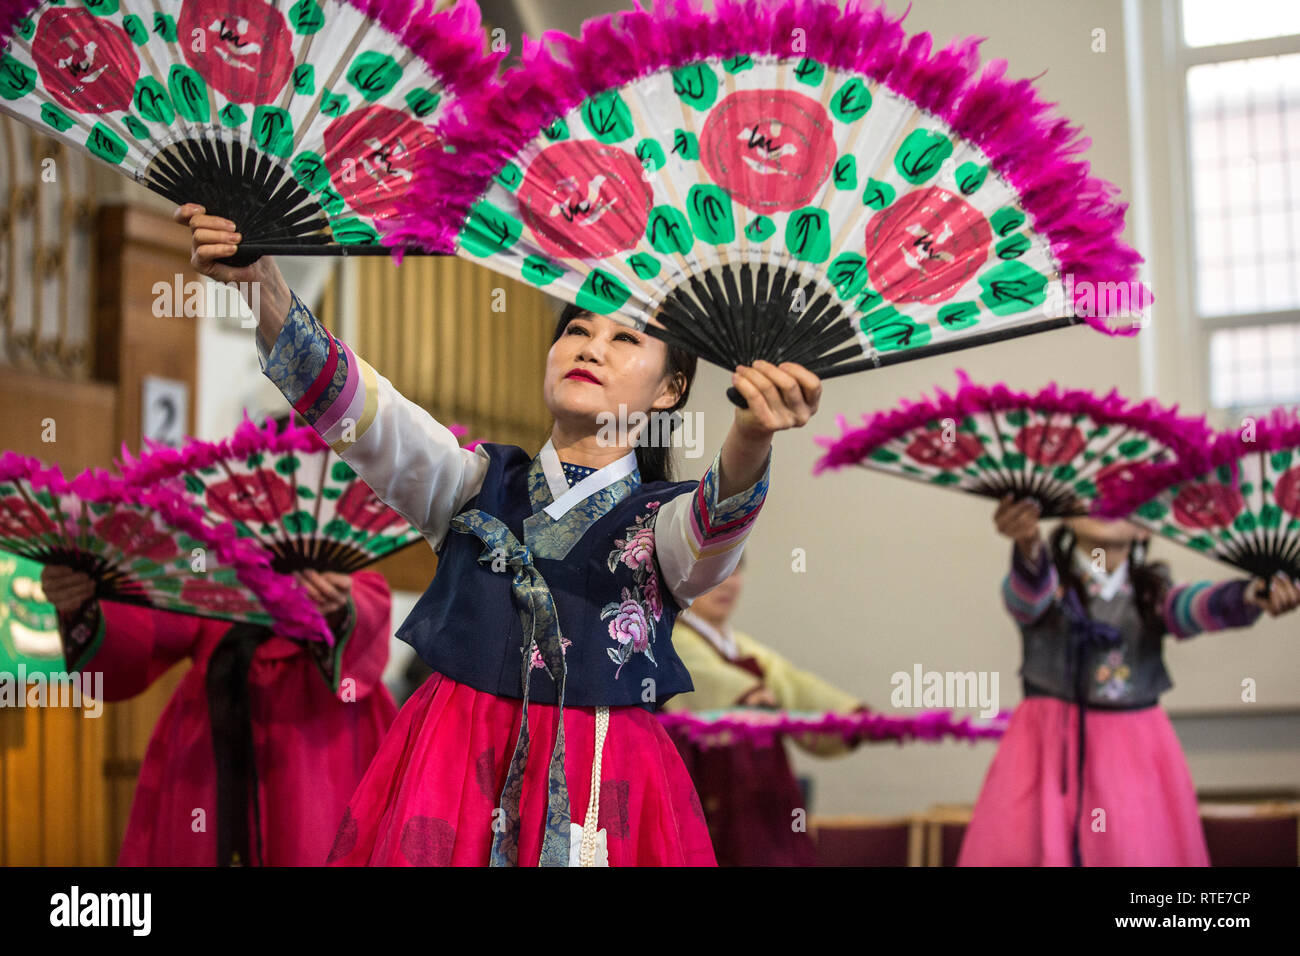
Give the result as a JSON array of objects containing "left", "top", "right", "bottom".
[
  {"left": 921, "top": 804, "right": 974, "bottom": 867},
  {"left": 809, "top": 814, "right": 924, "bottom": 866},
  {"left": 1199, "top": 801, "right": 1300, "bottom": 867}
]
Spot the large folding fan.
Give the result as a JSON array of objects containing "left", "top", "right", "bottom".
[
  {"left": 1095, "top": 410, "right": 1300, "bottom": 582},
  {"left": 391, "top": 0, "right": 1151, "bottom": 404},
  {"left": 119, "top": 415, "right": 470, "bottom": 573},
  {"left": 814, "top": 373, "right": 1213, "bottom": 518},
  {"left": 0, "top": 0, "right": 498, "bottom": 261},
  {"left": 0, "top": 452, "right": 328, "bottom": 668}
]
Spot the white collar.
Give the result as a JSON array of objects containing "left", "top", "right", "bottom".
[
  {"left": 1072, "top": 547, "right": 1130, "bottom": 601},
  {"left": 538, "top": 439, "right": 638, "bottom": 520},
  {"left": 678, "top": 608, "right": 739, "bottom": 660}
]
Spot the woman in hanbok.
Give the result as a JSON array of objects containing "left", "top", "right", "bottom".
[
  {"left": 666, "top": 559, "right": 867, "bottom": 865},
  {"left": 959, "top": 495, "right": 1299, "bottom": 866},
  {"left": 177, "top": 202, "right": 823, "bottom": 867},
  {"left": 40, "top": 566, "right": 395, "bottom": 866}
]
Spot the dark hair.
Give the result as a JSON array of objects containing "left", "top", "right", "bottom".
[
  {"left": 552, "top": 303, "right": 697, "bottom": 484},
  {"left": 1048, "top": 524, "right": 1169, "bottom": 634}
]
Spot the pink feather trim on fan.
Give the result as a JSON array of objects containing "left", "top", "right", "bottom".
[
  {"left": 388, "top": 0, "right": 1152, "bottom": 335},
  {"left": 657, "top": 707, "right": 1010, "bottom": 749}
]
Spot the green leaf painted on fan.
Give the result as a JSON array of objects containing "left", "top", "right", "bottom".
[
  {"left": 1002, "top": 452, "right": 1026, "bottom": 469},
  {"left": 83, "top": 0, "right": 119, "bottom": 15},
  {"left": 785, "top": 208, "right": 830, "bottom": 262},
  {"left": 1260, "top": 504, "right": 1282, "bottom": 528},
  {"left": 1187, "top": 535, "right": 1214, "bottom": 551},
  {"left": 647, "top": 206, "right": 694, "bottom": 255},
  {"left": 582, "top": 90, "right": 634, "bottom": 143},
  {"left": 862, "top": 178, "right": 894, "bottom": 210},
  {"left": 15, "top": 18, "right": 34, "bottom": 40},
  {"left": 833, "top": 155, "right": 857, "bottom": 191},
  {"left": 331, "top": 218, "right": 378, "bottom": 245},
  {"left": 867, "top": 314, "right": 931, "bottom": 352},
  {"left": 168, "top": 65, "right": 209, "bottom": 122},
  {"left": 978, "top": 261, "right": 1048, "bottom": 315},
  {"left": 855, "top": 287, "right": 882, "bottom": 312},
  {"left": 744, "top": 216, "right": 775, "bottom": 242},
  {"left": 830, "top": 78, "right": 872, "bottom": 123},
  {"left": 895, "top": 130, "right": 953, "bottom": 185},
  {"left": 722, "top": 55, "right": 754, "bottom": 73},
  {"left": 183, "top": 474, "right": 206, "bottom": 494},
  {"left": 1215, "top": 464, "right": 1232, "bottom": 483},
  {"left": 151, "top": 12, "right": 177, "bottom": 40},
  {"left": 868, "top": 448, "right": 899, "bottom": 463},
  {"left": 990, "top": 206, "right": 1026, "bottom": 237},
  {"left": 1271, "top": 450, "right": 1293, "bottom": 469},
  {"left": 133, "top": 78, "right": 173, "bottom": 124},
  {"left": 292, "top": 63, "right": 316, "bottom": 96},
  {"left": 494, "top": 162, "right": 522, "bottom": 191},
  {"left": 252, "top": 106, "right": 294, "bottom": 157},
  {"left": 122, "top": 14, "right": 147, "bottom": 45},
  {"left": 321, "top": 89, "right": 348, "bottom": 117},
  {"left": 1053, "top": 464, "right": 1077, "bottom": 480},
  {"left": 247, "top": 453, "right": 265, "bottom": 467},
  {"left": 319, "top": 185, "right": 344, "bottom": 215},
  {"left": 543, "top": 117, "right": 569, "bottom": 141},
  {"left": 331, "top": 461, "right": 356, "bottom": 481},
  {"left": 931, "top": 472, "right": 961, "bottom": 485},
  {"left": 289, "top": 0, "right": 325, "bottom": 33},
  {"left": 672, "top": 130, "right": 699, "bottom": 160},
  {"left": 321, "top": 487, "right": 342, "bottom": 500},
  {"left": 938, "top": 302, "right": 980, "bottom": 330},
  {"left": 793, "top": 58, "right": 825, "bottom": 86},
  {"left": 296, "top": 485, "right": 316, "bottom": 498},
  {"left": 686, "top": 185, "right": 734, "bottom": 245},
  {"left": 292, "top": 151, "right": 329, "bottom": 192},
  {"left": 324, "top": 518, "right": 350, "bottom": 537},
  {"left": 219, "top": 103, "right": 247, "bottom": 128},
  {"left": 627, "top": 253, "right": 660, "bottom": 280},
  {"left": 672, "top": 64, "right": 718, "bottom": 111},
  {"left": 1117, "top": 439, "right": 1148, "bottom": 457},
  {"left": 405, "top": 87, "right": 440, "bottom": 118},
  {"left": 1234, "top": 512, "right": 1257, "bottom": 532},
  {"left": 370, "top": 536, "right": 400, "bottom": 556},
  {"left": 348, "top": 51, "right": 402, "bottom": 102},
  {"left": 956, "top": 162, "right": 988, "bottom": 195},
  {"left": 1137, "top": 500, "right": 1168, "bottom": 520},
  {"left": 0, "top": 55, "right": 36, "bottom": 100},
  {"left": 87, "top": 123, "right": 127, "bottom": 165},
  {"left": 283, "top": 511, "right": 318, "bottom": 534},
  {"left": 40, "top": 103, "right": 73, "bottom": 133},
  {"left": 636, "top": 138, "right": 666, "bottom": 174},
  {"left": 995, "top": 234, "right": 1030, "bottom": 260},
  {"left": 828, "top": 253, "right": 869, "bottom": 299},
  {"left": 1004, "top": 409, "right": 1028, "bottom": 425},
  {"left": 575, "top": 269, "right": 632, "bottom": 315},
  {"left": 122, "top": 114, "right": 149, "bottom": 139},
  {"left": 522, "top": 255, "right": 563, "bottom": 286},
  {"left": 460, "top": 201, "right": 522, "bottom": 257},
  {"left": 275, "top": 455, "right": 300, "bottom": 475}
]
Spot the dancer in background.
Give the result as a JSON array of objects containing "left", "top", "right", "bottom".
[
  {"left": 666, "top": 557, "right": 867, "bottom": 865},
  {"left": 41, "top": 565, "right": 394, "bottom": 866},
  {"left": 959, "top": 495, "right": 1299, "bottom": 866}
]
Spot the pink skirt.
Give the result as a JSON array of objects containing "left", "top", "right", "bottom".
[
  {"left": 326, "top": 673, "right": 717, "bottom": 866},
  {"left": 958, "top": 697, "right": 1209, "bottom": 866}
]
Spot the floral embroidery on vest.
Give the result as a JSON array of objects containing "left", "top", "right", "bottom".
[
  {"left": 1093, "top": 648, "right": 1132, "bottom": 700},
  {"left": 602, "top": 501, "right": 664, "bottom": 677}
]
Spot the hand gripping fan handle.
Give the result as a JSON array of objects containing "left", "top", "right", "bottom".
[{"left": 726, "top": 386, "right": 748, "bottom": 409}]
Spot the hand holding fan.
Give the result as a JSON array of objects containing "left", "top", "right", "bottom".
[
  {"left": 393, "top": 0, "right": 1151, "bottom": 405},
  {"left": 0, "top": 0, "right": 498, "bottom": 261},
  {"left": 1095, "top": 409, "right": 1300, "bottom": 583},
  {"left": 118, "top": 415, "right": 472, "bottom": 573},
  {"left": 814, "top": 372, "right": 1213, "bottom": 518},
  {"left": 0, "top": 451, "right": 328, "bottom": 668}
]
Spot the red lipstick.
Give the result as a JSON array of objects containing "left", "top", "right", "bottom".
[{"left": 565, "top": 368, "right": 601, "bottom": 384}]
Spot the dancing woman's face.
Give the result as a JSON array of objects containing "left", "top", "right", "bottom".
[{"left": 544, "top": 312, "right": 683, "bottom": 435}]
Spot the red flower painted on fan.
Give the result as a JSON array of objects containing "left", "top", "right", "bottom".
[
  {"left": 337, "top": 482, "right": 405, "bottom": 534},
  {"left": 905, "top": 430, "right": 983, "bottom": 469},
  {"left": 1172, "top": 483, "right": 1244, "bottom": 528},
  {"left": 205, "top": 472, "right": 296, "bottom": 523},
  {"left": 31, "top": 7, "right": 140, "bottom": 114},
  {"left": 865, "top": 187, "right": 992, "bottom": 304},
  {"left": 1014, "top": 424, "right": 1087, "bottom": 465},
  {"left": 0, "top": 497, "right": 56, "bottom": 539},
  {"left": 93, "top": 512, "right": 179, "bottom": 562},
  {"left": 178, "top": 0, "right": 294, "bottom": 102},
  {"left": 517, "top": 141, "right": 651, "bottom": 259},
  {"left": 323, "top": 105, "right": 440, "bottom": 222},
  {"left": 1276, "top": 466, "right": 1300, "bottom": 518},
  {"left": 180, "top": 579, "right": 258, "bottom": 615},
  {"left": 700, "top": 90, "right": 834, "bottom": 214}
]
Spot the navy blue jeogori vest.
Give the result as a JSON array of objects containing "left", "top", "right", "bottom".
[{"left": 395, "top": 442, "right": 697, "bottom": 710}]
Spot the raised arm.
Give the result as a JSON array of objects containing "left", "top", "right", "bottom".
[
  {"left": 1163, "top": 572, "right": 1300, "bottom": 639},
  {"left": 175, "top": 203, "right": 487, "bottom": 549}
]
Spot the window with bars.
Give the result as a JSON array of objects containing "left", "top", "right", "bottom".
[{"left": 1176, "top": 0, "right": 1300, "bottom": 412}]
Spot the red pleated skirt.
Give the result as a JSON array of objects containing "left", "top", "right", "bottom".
[
  {"left": 326, "top": 673, "right": 717, "bottom": 866},
  {"left": 958, "top": 697, "right": 1209, "bottom": 866}
]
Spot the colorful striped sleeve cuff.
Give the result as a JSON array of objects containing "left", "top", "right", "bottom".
[
  {"left": 1002, "top": 542, "right": 1058, "bottom": 626},
  {"left": 689, "top": 448, "right": 770, "bottom": 559},
  {"left": 1164, "top": 579, "right": 1262, "bottom": 639}
]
